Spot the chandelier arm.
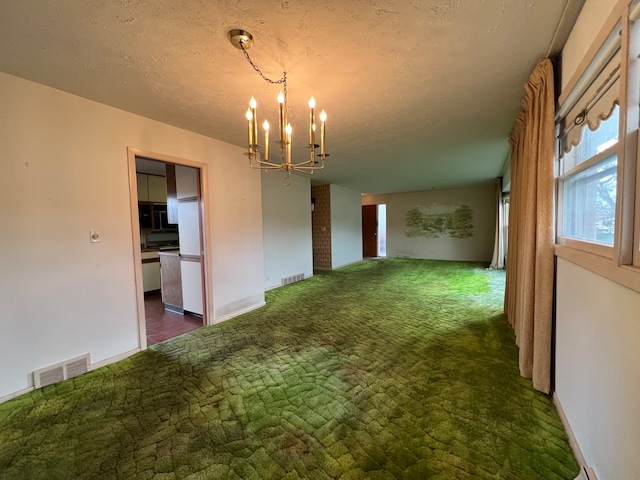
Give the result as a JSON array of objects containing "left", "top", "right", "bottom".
[
  {"left": 250, "top": 164, "right": 285, "bottom": 170},
  {"left": 291, "top": 164, "right": 323, "bottom": 170},
  {"left": 248, "top": 152, "right": 284, "bottom": 168},
  {"left": 287, "top": 168, "right": 317, "bottom": 176},
  {"left": 290, "top": 164, "right": 325, "bottom": 172},
  {"left": 291, "top": 158, "right": 325, "bottom": 167},
  {"left": 252, "top": 159, "right": 286, "bottom": 168}
]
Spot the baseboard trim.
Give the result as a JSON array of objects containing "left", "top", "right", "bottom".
[
  {"left": 213, "top": 301, "right": 266, "bottom": 324},
  {"left": 554, "top": 392, "right": 597, "bottom": 480},
  {"left": 0, "top": 386, "right": 35, "bottom": 404},
  {"left": 332, "top": 259, "right": 364, "bottom": 270},
  {"left": 90, "top": 348, "right": 141, "bottom": 371}
]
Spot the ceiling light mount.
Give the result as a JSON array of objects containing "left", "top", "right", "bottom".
[
  {"left": 228, "top": 29, "right": 329, "bottom": 181},
  {"left": 228, "top": 29, "right": 253, "bottom": 50}
]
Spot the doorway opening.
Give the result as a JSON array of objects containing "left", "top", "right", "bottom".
[
  {"left": 377, "top": 204, "right": 387, "bottom": 257},
  {"left": 128, "top": 149, "right": 208, "bottom": 348},
  {"left": 362, "top": 203, "right": 387, "bottom": 258}
]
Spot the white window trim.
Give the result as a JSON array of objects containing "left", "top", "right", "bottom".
[{"left": 559, "top": 143, "right": 618, "bottom": 180}]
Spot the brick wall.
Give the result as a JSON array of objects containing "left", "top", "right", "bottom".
[{"left": 311, "top": 185, "right": 332, "bottom": 269}]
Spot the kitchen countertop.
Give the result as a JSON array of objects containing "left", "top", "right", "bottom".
[
  {"left": 142, "top": 246, "right": 180, "bottom": 252},
  {"left": 158, "top": 249, "right": 180, "bottom": 256}
]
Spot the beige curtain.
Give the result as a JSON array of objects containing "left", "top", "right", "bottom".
[
  {"left": 489, "top": 178, "right": 505, "bottom": 270},
  {"left": 504, "top": 59, "right": 555, "bottom": 394}
]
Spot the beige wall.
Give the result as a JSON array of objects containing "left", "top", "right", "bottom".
[
  {"left": 363, "top": 183, "right": 495, "bottom": 262},
  {"left": 330, "top": 185, "right": 363, "bottom": 269},
  {"left": 556, "top": 260, "right": 640, "bottom": 480},
  {"left": 262, "top": 173, "right": 313, "bottom": 290},
  {"left": 0, "top": 72, "right": 265, "bottom": 400}
]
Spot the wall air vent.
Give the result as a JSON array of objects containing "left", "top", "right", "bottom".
[
  {"left": 33, "top": 353, "right": 91, "bottom": 389},
  {"left": 281, "top": 273, "right": 305, "bottom": 286}
]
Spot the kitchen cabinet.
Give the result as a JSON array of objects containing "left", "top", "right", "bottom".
[
  {"left": 136, "top": 173, "right": 167, "bottom": 203},
  {"left": 137, "top": 173, "right": 149, "bottom": 202},
  {"left": 159, "top": 251, "right": 183, "bottom": 313},
  {"left": 175, "top": 165, "right": 198, "bottom": 199},
  {"left": 148, "top": 175, "right": 167, "bottom": 202},
  {"left": 141, "top": 251, "right": 161, "bottom": 292}
]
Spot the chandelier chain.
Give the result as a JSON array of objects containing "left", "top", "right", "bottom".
[{"left": 239, "top": 41, "right": 287, "bottom": 99}]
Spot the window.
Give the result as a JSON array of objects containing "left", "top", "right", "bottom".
[
  {"left": 556, "top": 28, "right": 621, "bottom": 256},
  {"left": 559, "top": 108, "right": 619, "bottom": 247},
  {"left": 554, "top": 1, "right": 640, "bottom": 293}
]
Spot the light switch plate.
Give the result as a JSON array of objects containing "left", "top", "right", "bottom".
[{"left": 90, "top": 230, "right": 101, "bottom": 243}]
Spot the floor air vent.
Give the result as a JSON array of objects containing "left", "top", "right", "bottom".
[
  {"left": 33, "top": 353, "right": 90, "bottom": 389},
  {"left": 282, "top": 273, "right": 304, "bottom": 286}
]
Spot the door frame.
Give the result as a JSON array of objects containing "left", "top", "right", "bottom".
[{"left": 127, "top": 147, "right": 211, "bottom": 350}]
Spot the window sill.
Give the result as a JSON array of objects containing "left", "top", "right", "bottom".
[
  {"left": 556, "top": 236, "right": 613, "bottom": 258},
  {"left": 555, "top": 244, "right": 640, "bottom": 294}
]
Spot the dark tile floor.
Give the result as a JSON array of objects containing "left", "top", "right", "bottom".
[{"left": 144, "top": 291, "right": 202, "bottom": 346}]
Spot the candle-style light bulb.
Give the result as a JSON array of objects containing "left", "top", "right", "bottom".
[
  {"left": 263, "top": 120, "right": 270, "bottom": 161},
  {"left": 311, "top": 122, "right": 317, "bottom": 163},
  {"left": 249, "top": 97, "right": 257, "bottom": 147},
  {"left": 246, "top": 108, "right": 253, "bottom": 148},
  {"left": 308, "top": 96, "right": 315, "bottom": 148},
  {"left": 319, "top": 110, "right": 327, "bottom": 156},
  {"left": 278, "top": 91, "right": 285, "bottom": 147},
  {"left": 285, "top": 123, "right": 292, "bottom": 165}
]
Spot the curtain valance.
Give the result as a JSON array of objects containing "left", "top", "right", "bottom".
[{"left": 559, "top": 48, "right": 620, "bottom": 155}]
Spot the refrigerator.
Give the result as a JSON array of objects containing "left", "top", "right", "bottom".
[{"left": 176, "top": 166, "right": 203, "bottom": 316}]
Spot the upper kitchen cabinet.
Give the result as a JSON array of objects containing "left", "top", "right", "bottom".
[
  {"left": 136, "top": 173, "right": 149, "bottom": 202},
  {"left": 137, "top": 173, "right": 167, "bottom": 203},
  {"left": 175, "top": 166, "right": 198, "bottom": 199},
  {"left": 148, "top": 175, "right": 167, "bottom": 202}
]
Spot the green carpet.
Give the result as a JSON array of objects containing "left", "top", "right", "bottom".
[{"left": 0, "top": 259, "right": 579, "bottom": 479}]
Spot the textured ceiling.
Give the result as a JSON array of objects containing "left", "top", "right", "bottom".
[{"left": 0, "top": 0, "right": 583, "bottom": 194}]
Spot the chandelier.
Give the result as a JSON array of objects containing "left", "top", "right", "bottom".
[{"left": 229, "top": 29, "right": 329, "bottom": 177}]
